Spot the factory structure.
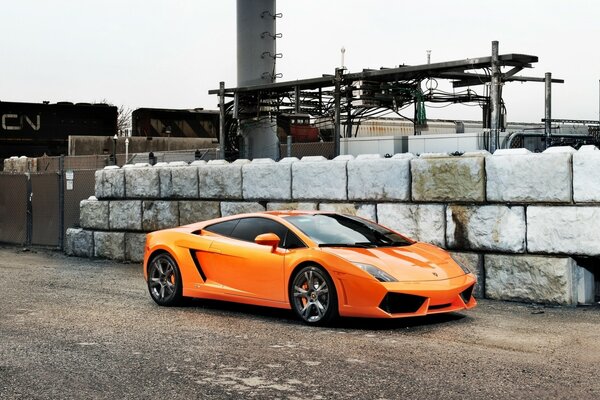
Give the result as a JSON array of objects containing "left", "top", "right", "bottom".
[{"left": 1, "top": 0, "right": 599, "bottom": 164}]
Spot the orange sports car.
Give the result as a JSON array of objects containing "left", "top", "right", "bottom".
[{"left": 143, "top": 211, "right": 477, "bottom": 325}]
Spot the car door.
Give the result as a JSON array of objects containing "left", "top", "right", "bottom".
[{"left": 207, "top": 217, "right": 289, "bottom": 302}]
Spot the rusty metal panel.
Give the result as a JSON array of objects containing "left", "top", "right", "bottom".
[
  {"left": 63, "top": 169, "right": 96, "bottom": 235},
  {"left": 0, "top": 174, "right": 28, "bottom": 244},
  {"left": 279, "top": 142, "right": 335, "bottom": 159},
  {"left": 31, "top": 173, "right": 60, "bottom": 247}
]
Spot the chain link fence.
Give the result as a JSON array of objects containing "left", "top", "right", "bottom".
[{"left": 0, "top": 170, "right": 96, "bottom": 248}]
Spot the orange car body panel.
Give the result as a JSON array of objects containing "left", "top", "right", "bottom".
[{"left": 143, "top": 211, "right": 477, "bottom": 318}]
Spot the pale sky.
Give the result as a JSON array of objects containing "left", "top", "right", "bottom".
[{"left": 1, "top": 0, "right": 599, "bottom": 123}]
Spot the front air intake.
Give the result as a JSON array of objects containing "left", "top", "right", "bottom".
[
  {"left": 379, "top": 293, "right": 426, "bottom": 314},
  {"left": 460, "top": 285, "right": 474, "bottom": 304}
]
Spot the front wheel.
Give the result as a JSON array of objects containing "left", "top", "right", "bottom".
[
  {"left": 290, "top": 265, "right": 338, "bottom": 326},
  {"left": 147, "top": 253, "right": 183, "bottom": 306}
]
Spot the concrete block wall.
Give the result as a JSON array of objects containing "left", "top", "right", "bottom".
[{"left": 66, "top": 148, "right": 600, "bottom": 306}]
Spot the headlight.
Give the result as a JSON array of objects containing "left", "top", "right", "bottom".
[
  {"left": 353, "top": 262, "right": 398, "bottom": 282},
  {"left": 450, "top": 253, "right": 472, "bottom": 275}
]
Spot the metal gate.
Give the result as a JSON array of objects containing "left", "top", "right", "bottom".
[{"left": 0, "top": 170, "right": 96, "bottom": 248}]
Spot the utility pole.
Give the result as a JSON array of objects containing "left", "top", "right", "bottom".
[
  {"left": 218, "top": 81, "right": 226, "bottom": 160},
  {"left": 545, "top": 72, "right": 552, "bottom": 149},
  {"left": 333, "top": 67, "right": 342, "bottom": 157},
  {"left": 489, "top": 41, "right": 501, "bottom": 153}
]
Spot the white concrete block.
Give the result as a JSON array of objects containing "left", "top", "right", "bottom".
[
  {"left": 543, "top": 146, "right": 576, "bottom": 154},
  {"left": 125, "top": 232, "right": 147, "bottom": 263},
  {"left": 377, "top": 203, "right": 445, "bottom": 246},
  {"left": 493, "top": 148, "right": 531, "bottom": 156},
  {"left": 347, "top": 158, "right": 411, "bottom": 201},
  {"left": 446, "top": 205, "right": 525, "bottom": 253},
  {"left": 573, "top": 151, "right": 600, "bottom": 202},
  {"left": 65, "top": 228, "right": 94, "bottom": 258},
  {"left": 95, "top": 168, "right": 125, "bottom": 199},
  {"left": 80, "top": 199, "right": 109, "bottom": 230},
  {"left": 242, "top": 159, "right": 292, "bottom": 200},
  {"left": 198, "top": 163, "right": 243, "bottom": 199},
  {"left": 527, "top": 206, "right": 600, "bottom": 256},
  {"left": 266, "top": 202, "right": 318, "bottom": 211},
  {"left": 125, "top": 167, "right": 160, "bottom": 198},
  {"left": 485, "top": 254, "right": 579, "bottom": 305},
  {"left": 292, "top": 159, "right": 347, "bottom": 200},
  {"left": 576, "top": 266, "right": 595, "bottom": 305},
  {"left": 109, "top": 200, "right": 142, "bottom": 231},
  {"left": 578, "top": 145, "right": 599, "bottom": 152},
  {"left": 142, "top": 201, "right": 179, "bottom": 231},
  {"left": 411, "top": 156, "right": 485, "bottom": 202},
  {"left": 170, "top": 166, "right": 199, "bottom": 198},
  {"left": 318, "top": 203, "right": 377, "bottom": 222},
  {"left": 179, "top": 201, "right": 221, "bottom": 225},
  {"left": 94, "top": 231, "right": 125, "bottom": 260},
  {"left": 220, "top": 202, "right": 266, "bottom": 217},
  {"left": 486, "top": 153, "right": 572, "bottom": 202}
]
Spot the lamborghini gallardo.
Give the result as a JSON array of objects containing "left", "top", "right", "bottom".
[{"left": 143, "top": 211, "right": 477, "bottom": 325}]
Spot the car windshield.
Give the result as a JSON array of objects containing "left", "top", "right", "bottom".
[{"left": 283, "top": 214, "right": 413, "bottom": 248}]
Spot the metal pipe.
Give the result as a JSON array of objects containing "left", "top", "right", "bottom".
[
  {"left": 218, "top": 81, "right": 226, "bottom": 159},
  {"left": 545, "top": 72, "right": 552, "bottom": 149},
  {"left": 286, "top": 135, "right": 292, "bottom": 158},
  {"left": 333, "top": 67, "right": 342, "bottom": 157},
  {"left": 489, "top": 40, "right": 501, "bottom": 153},
  {"left": 294, "top": 85, "right": 300, "bottom": 114}
]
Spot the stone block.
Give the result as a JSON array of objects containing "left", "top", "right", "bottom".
[
  {"left": 179, "top": 201, "right": 221, "bottom": 225},
  {"left": 109, "top": 200, "right": 142, "bottom": 231},
  {"left": 446, "top": 205, "right": 525, "bottom": 253},
  {"left": 125, "top": 166, "right": 160, "bottom": 198},
  {"left": 347, "top": 158, "right": 411, "bottom": 201},
  {"left": 94, "top": 231, "right": 125, "bottom": 260},
  {"left": 292, "top": 159, "right": 347, "bottom": 200},
  {"left": 95, "top": 167, "right": 124, "bottom": 199},
  {"left": 80, "top": 199, "right": 109, "bottom": 230},
  {"left": 242, "top": 159, "right": 292, "bottom": 200},
  {"left": 576, "top": 266, "right": 595, "bottom": 305},
  {"left": 65, "top": 228, "right": 94, "bottom": 258},
  {"left": 198, "top": 162, "right": 243, "bottom": 199},
  {"left": 157, "top": 164, "right": 184, "bottom": 198},
  {"left": 220, "top": 202, "right": 265, "bottom": 217},
  {"left": 411, "top": 156, "right": 485, "bottom": 202},
  {"left": 573, "top": 151, "right": 600, "bottom": 202},
  {"left": 142, "top": 201, "right": 179, "bottom": 231},
  {"left": 527, "top": 206, "right": 600, "bottom": 256},
  {"left": 318, "top": 203, "right": 377, "bottom": 222},
  {"left": 266, "top": 202, "right": 318, "bottom": 211},
  {"left": 485, "top": 254, "right": 579, "bottom": 305},
  {"left": 449, "top": 251, "right": 484, "bottom": 298},
  {"left": 486, "top": 153, "right": 572, "bottom": 202},
  {"left": 542, "top": 146, "right": 576, "bottom": 154},
  {"left": 377, "top": 203, "right": 445, "bottom": 246},
  {"left": 125, "top": 232, "right": 147, "bottom": 263},
  {"left": 170, "top": 166, "right": 199, "bottom": 198}
]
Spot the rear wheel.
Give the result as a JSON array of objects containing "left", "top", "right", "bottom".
[
  {"left": 147, "top": 253, "right": 183, "bottom": 306},
  {"left": 290, "top": 265, "right": 338, "bottom": 326}
]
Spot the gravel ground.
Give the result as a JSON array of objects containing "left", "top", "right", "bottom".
[{"left": 1, "top": 245, "right": 599, "bottom": 399}]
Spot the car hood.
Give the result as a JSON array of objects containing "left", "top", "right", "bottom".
[{"left": 321, "top": 242, "right": 465, "bottom": 282}]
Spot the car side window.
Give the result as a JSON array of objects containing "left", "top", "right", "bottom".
[
  {"left": 229, "top": 217, "right": 306, "bottom": 249},
  {"left": 204, "top": 219, "right": 239, "bottom": 237}
]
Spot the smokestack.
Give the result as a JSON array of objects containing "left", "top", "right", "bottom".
[{"left": 237, "top": 0, "right": 280, "bottom": 86}]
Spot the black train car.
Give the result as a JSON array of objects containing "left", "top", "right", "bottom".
[
  {"left": 0, "top": 101, "right": 117, "bottom": 159},
  {"left": 132, "top": 108, "right": 219, "bottom": 138}
]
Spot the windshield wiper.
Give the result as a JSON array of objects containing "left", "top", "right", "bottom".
[
  {"left": 377, "top": 241, "right": 412, "bottom": 247},
  {"left": 319, "top": 242, "right": 376, "bottom": 248}
]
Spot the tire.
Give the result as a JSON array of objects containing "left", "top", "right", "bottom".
[
  {"left": 147, "top": 253, "right": 183, "bottom": 306},
  {"left": 290, "top": 265, "right": 338, "bottom": 326}
]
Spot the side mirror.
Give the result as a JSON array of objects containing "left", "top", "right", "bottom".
[{"left": 255, "top": 233, "right": 280, "bottom": 251}]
